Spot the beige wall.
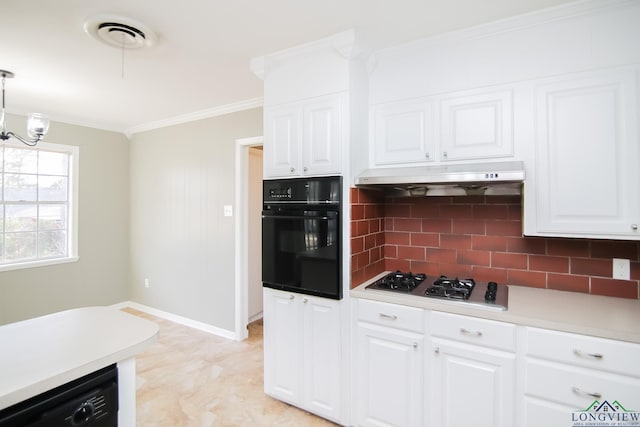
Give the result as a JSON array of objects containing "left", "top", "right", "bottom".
[
  {"left": 0, "top": 114, "right": 131, "bottom": 324},
  {"left": 129, "top": 108, "right": 262, "bottom": 332},
  {"left": 0, "top": 107, "right": 262, "bottom": 330}
]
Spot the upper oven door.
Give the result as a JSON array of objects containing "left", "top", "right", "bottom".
[{"left": 262, "top": 205, "right": 342, "bottom": 299}]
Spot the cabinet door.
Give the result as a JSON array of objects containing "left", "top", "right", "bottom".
[
  {"left": 354, "top": 323, "right": 423, "bottom": 427},
  {"left": 373, "top": 98, "right": 435, "bottom": 165},
  {"left": 302, "top": 295, "right": 342, "bottom": 422},
  {"left": 302, "top": 94, "right": 343, "bottom": 176},
  {"left": 263, "top": 288, "right": 302, "bottom": 404},
  {"left": 430, "top": 338, "right": 516, "bottom": 427},
  {"left": 264, "top": 104, "right": 301, "bottom": 178},
  {"left": 532, "top": 68, "right": 640, "bottom": 239},
  {"left": 439, "top": 89, "right": 514, "bottom": 161}
]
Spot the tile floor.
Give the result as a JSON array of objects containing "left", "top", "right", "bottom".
[{"left": 123, "top": 308, "right": 337, "bottom": 426}]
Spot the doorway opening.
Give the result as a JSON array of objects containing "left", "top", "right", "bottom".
[{"left": 234, "top": 136, "right": 263, "bottom": 341}]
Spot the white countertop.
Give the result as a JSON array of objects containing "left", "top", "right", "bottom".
[
  {"left": 0, "top": 306, "right": 159, "bottom": 410},
  {"left": 351, "top": 272, "right": 640, "bottom": 344}
]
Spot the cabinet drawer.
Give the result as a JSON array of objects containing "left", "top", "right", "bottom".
[
  {"left": 356, "top": 299, "right": 424, "bottom": 333},
  {"left": 525, "top": 359, "right": 640, "bottom": 408},
  {"left": 526, "top": 327, "right": 640, "bottom": 377},
  {"left": 431, "top": 311, "right": 516, "bottom": 351}
]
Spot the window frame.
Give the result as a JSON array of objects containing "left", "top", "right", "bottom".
[{"left": 0, "top": 140, "right": 79, "bottom": 272}]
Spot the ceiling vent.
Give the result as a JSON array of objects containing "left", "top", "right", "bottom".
[{"left": 84, "top": 15, "right": 157, "bottom": 49}]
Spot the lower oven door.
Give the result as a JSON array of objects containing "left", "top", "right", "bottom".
[{"left": 262, "top": 208, "right": 341, "bottom": 299}]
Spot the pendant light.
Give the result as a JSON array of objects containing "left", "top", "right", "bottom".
[{"left": 0, "top": 70, "right": 50, "bottom": 147}]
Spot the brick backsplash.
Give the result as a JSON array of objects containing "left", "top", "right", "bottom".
[{"left": 350, "top": 188, "right": 640, "bottom": 299}]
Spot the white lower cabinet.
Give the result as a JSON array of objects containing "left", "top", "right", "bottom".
[
  {"left": 429, "top": 312, "right": 516, "bottom": 427},
  {"left": 429, "top": 340, "right": 516, "bottom": 427},
  {"left": 522, "top": 327, "right": 640, "bottom": 427},
  {"left": 353, "top": 299, "right": 424, "bottom": 427},
  {"left": 263, "top": 288, "right": 343, "bottom": 423},
  {"left": 351, "top": 298, "right": 640, "bottom": 427}
]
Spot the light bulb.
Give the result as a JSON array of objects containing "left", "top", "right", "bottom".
[{"left": 27, "top": 113, "right": 50, "bottom": 138}]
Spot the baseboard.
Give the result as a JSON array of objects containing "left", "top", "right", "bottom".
[
  {"left": 248, "top": 311, "right": 263, "bottom": 323},
  {"left": 113, "top": 301, "right": 237, "bottom": 341}
]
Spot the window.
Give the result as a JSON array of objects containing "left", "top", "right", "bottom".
[{"left": 0, "top": 141, "right": 78, "bottom": 271}]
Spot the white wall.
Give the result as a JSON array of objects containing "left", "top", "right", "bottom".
[
  {"left": 0, "top": 115, "right": 131, "bottom": 325},
  {"left": 129, "top": 108, "right": 262, "bottom": 332}
]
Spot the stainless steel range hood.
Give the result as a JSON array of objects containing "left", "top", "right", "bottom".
[{"left": 355, "top": 161, "right": 525, "bottom": 196}]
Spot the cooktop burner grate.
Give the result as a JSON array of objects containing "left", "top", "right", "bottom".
[
  {"left": 425, "top": 276, "right": 475, "bottom": 300},
  {"left": 373, "top": 270, "right": 426, "bottom": 291}
]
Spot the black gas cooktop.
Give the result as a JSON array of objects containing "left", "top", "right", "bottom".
[{"left": 365, "top": 271, "right": 508, "bottom": 311}]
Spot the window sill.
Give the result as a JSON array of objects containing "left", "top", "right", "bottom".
[{"left": 0, "top": 256, "right": 80, "bottom": 273}]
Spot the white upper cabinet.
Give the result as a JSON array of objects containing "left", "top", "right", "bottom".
[
  {"left": 373, "top": 98, "right": 435, "bottom": 165},
  {"left": 525, "top": 68, "right": 640, "bottom": 240},
  {"left": 252, "top": 30, "right": 363, "bottom": 179},
  {"left": 263, "top": 104, "right": 301, "bottom": 178},
  {"left": 439, "top": 89, "right": 513, "bottom": 161},
  {"left": 264, "top": 93, "right": 344, "bottom": 178},
  {"left": 302, "top": 93, "right": 343, "bottom": 176},
  {"left": 371, "top": 87, "right": 515, "bottom": 166}
]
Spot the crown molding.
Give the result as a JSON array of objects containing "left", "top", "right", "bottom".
[
  {"left": 381, "top": 0, "right": 635, "bottom": 61},
  {"left": 125, "top": 97, "right": 264, "bottom": 138},
  {"left": 250, "top": 29, "right": 359, "bottom": 81},
  {"left": 250, "top": 57, "right": 265, "bottom": 81}
]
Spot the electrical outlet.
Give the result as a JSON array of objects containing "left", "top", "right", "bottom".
[
  {"left": 144, "top": 278, "right": 150, "bottom": 288},
  {"left": 612, "top": 258, "right": 630, "bottom": 280}
]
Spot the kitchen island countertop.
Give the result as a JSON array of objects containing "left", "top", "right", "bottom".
[
  {"left": 0, "top": 306, "right": 158, "bottom": 411},
  {"left": 351, "top": 272, "right": 640, "bottom": 344}
]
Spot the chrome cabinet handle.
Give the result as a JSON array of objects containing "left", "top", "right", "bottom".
[
  {"left": 443, "top": 151, "right": 448, "bottom": 158},
  {"left": 379, "top": 313, "right": 397, "bottom": 320},
  {"left": 413, "top": 342, "right": 418, "bottom": 349},
  {"left": 572, "top": 386, "right": 602, "bottom": 399},
  {"left": 632, "top": 224, "right": 638, "bottom": 230},
  {"left": 434, "top": 346, "right": 440, "bottom": 354},
  {"left": 460, "top": 328, "right": 483, "bottom": 337},
  {"left": 290, "top": 167, "right": 295, "bottom": 173},
  {"left": 289, "top": 295, "right": 294, "bottom": 300},
  {"left": 303, "top": 298, "right": 308, "bottom": 304},
  {"left": 573, "top": 349, "right": 603, "bottom": 359},
  {"left": 425, "top": 152, "right": 430, "bottom": 159},
  {"left": 303, "top": 166, "right": 308, "bottom": 172}
]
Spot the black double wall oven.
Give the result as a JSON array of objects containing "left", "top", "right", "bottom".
[{"left": 262, "top": 176, "right": 342, "bottom": 300}]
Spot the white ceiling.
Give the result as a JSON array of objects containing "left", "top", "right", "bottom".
[{"left": 1, "top": 0, "right": 576, "bottom": 136}]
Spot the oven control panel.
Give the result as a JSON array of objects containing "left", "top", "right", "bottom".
[
  {"left": 263, "top": 176, "right": 342, "bottom": 204},
  {"left": 268, "top": 187, "right": 292, "bottom": 199}
]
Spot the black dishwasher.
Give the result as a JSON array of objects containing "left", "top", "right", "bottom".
[{"left": 0, "top": 364, "right": 118, "bottom": 426}]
